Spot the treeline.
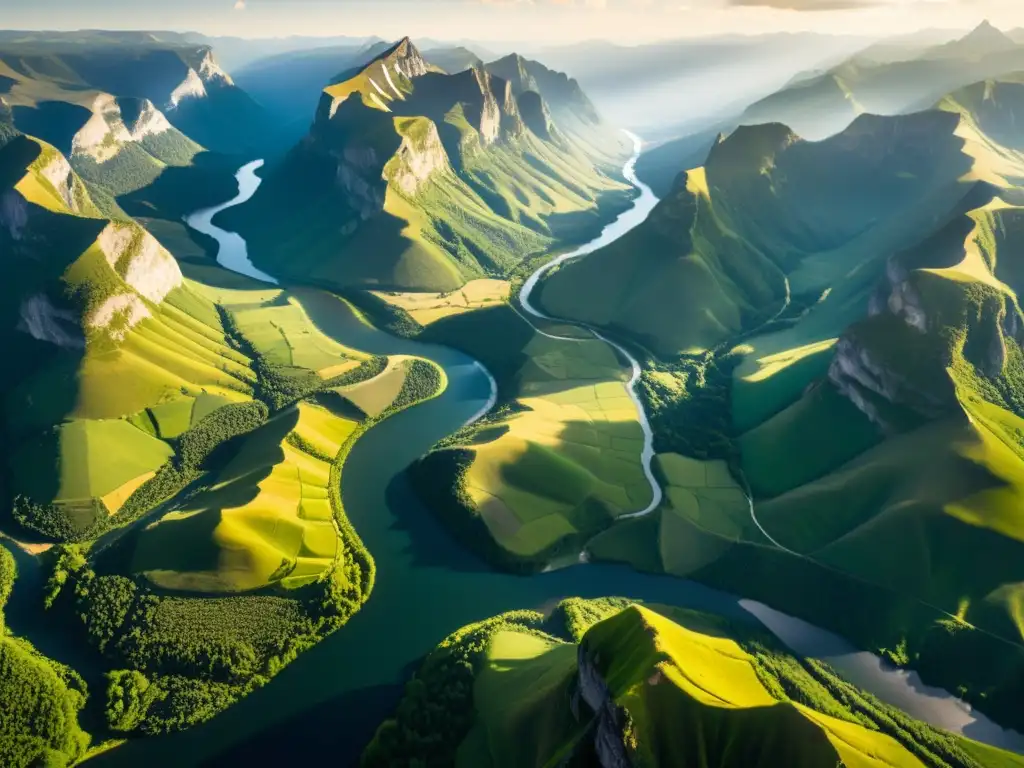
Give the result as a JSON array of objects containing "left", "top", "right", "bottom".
[
  {"left": 386, "top": 360, "right": 443, "bottom": 415},
  {"left": 0, "top": 547, "right": 91, "bottom": 768},
  {"left": 13, "top": 401, "right": 270, "bottom": 544},
  {"left": 640, "top": 351, "right": 744, "bottom": 467},
  {"left": 340, "top": 290, "right": 422, "bottom": 340},
  {"left": 362, "top": 609, "right": 549, "bottom": 767},
  {"left": 408, "top": 448, "right": 561, "bottom": 574}
]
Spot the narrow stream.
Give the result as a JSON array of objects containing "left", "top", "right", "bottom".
[{"left": 93, "top": 138, "right": 1024, "bottom": 766}]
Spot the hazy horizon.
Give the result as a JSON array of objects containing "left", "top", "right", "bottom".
[{"left": 3, "top": 0, "right": 1023, "bottom": 45}]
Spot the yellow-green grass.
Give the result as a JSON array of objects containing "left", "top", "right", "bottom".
[
  {"left": 732, "top": 337, "right": 838, "bottom": 432},
  {"left": 132, "top": 402, "right": 357, "bottom": 593},
  {"left": 739, "top": 382, "right": 881, "bottom": 499},
  {"left": 370, "top": 279, "right": 511, "bottom": 325},
  {"left": 10, "top": 418, "right": 172, "bottom": 505},
  {"left": 100, "top": 470, "right": 157, "bottom": 515},
  {"left": 458, "top": 333, "right": 651, "bottom": 558},
  {"left": 752, "top": 407, "right": 1024, "bottom": 643},
  {"left": 230, "top": 298, "right": 369, "bottom": 376},
  {"left": 655, "top": 453, "right": 751, "bottom": 542},
  {"left": 466, "top": 604, "right": 926, "bottom": 768},
  {"left": 334, "top": 355, "right": 412, "bottom": 417},
  {"left": 584, "top": 605, "right": 925, "bottom": 768},
  {"left": 465, "top": 631, "right": 584, "bottom": 768}
]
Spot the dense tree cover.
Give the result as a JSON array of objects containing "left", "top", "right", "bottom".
[
  {"left": 0, "top": 547, "right": 91, "bottom": 768},
  {"left": 13, "top": 401, "right": 270, "bottom": 544},
  {"left": 341, "top": 289, "right": 423, "bottom": 340},
  {"left": 386, "top": 360, "right": 444, "bottom": 415},
  {"left": 640, "top": 351, "right": 743, "bottom": 466},
  {"left": 362, "top": 609, "right": 550, "bottom": 767}
]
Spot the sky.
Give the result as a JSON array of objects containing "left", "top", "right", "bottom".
[{"left": 3, "top": 0, "right": 1024, "bottom": 44}]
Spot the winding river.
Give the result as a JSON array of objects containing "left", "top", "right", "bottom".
[{"left": 94, "top": 138, "right": 1024, "bottom": 766}]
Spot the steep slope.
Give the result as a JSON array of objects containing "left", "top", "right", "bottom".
[
  {"left": 741, "top": 22, "right": 1024, "bottom": 140},
  {"left": 0, "top": 133, "right": 255, "bottom": 539},
  {"left": 533, "top": 81, "right": 1024, "bottom": 735},
  {"left": 221, "top": 37, "right": 633, "bottom": 292},
  {"left": 0, "top": 42, "right": 271, "bottom": 155},
  {"left": 539, "top": 110, "right": 979, "bottom": 357},
  {"left": 365, "top": 598, "right": 1018, "bottom": 768},
  {"left": 423, "top": 46, "right": 483, "bottom": 75}
]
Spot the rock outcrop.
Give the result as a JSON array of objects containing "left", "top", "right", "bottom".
[
  {"left": 574, "top": 645, "right": 632, "bottom": 768},
  {"left": 387, "top": 119, "right": 451, "bottom": 196}
]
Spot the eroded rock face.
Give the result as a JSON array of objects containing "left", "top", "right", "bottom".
[
  {"left": 72, "top": 95, "right": 174, "bottom": 162},
  {"left": 18, "top": 294, "right": 84, "bottom": 349},
  {"left": 88, "top": 293, "right": 151, "bottom": 340},
  {"left": 518, "top": 90, "right": 554, "bottom": 141},
  {"left": 37, "top": 152, "right": 75, "bottom": 209},
  {"left": 389, "top": 120, "right": 450, "bottom": 196},
  {"left": 97, "top": 222, "right": 183, "bottom": 303},
  {"left": 168, "top": 68, "right": 207, "bottom": 109},
  {"left": 575, "top": 646, "right": 633, "bottom": 768}
]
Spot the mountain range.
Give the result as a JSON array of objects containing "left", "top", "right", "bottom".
[{"left": 219, "top": 38, "right": 632, "bottom": 292}]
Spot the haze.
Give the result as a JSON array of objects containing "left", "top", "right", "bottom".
[{"left": 5, "top": 0, "right": 1024, "bottom": 43}]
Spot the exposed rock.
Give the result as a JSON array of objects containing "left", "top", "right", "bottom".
[
  {"left": 168, "top": 68, "right": 207, "bottom": 109},
  {"left": 518, "top": 90, "right": 554, "bottom": 141},
  {"left": 17, "top": 294, "right": 84, "bottom": 349},
  {"left": 197, "top": 49, "right": 233, "bottom": 86},
  {"left": 38, "top": 152, "right": 76, "bottom": 210},
  {"left": 89, "top": 293, "right": 151, "bottom": 340},
  {"left": 97, "top": 222, "right": 183, "bottom": 303},
  {"left": 471, "top": 68, "right": 502, "bottom": 146},
  {"left": 576, "top": 645, "right": 633, "bottom": 768},
  {"left": 337, "top": 163, "right": 385, "bottom": 220},
  {"left": 388, "top": 120, "right": 450, "bottom": 196}
]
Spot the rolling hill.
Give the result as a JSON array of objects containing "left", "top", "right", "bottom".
[
  {"left": 741, "top": 21, "right": 1024, "bottom": 140},
  {"left": 528, "top": 77, "right": 1024, "bottom": 735},
  {"left": 219, "top": 37, "right": 634, "bottom": 293},
  {"left": 364, "top": 597, "right": 1022, "bottom": 768}
]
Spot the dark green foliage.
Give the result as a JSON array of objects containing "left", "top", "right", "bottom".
[
  {"left": 341, "top": 289, "right": 423, "bottom": 340},
  {"left": 105, "top": 669, "right": 165, "bottom": 733},
  {"left": 0, "top": 547, "right": 90, "bottom": 768},
  {"left": 72, "top": 143, "right": 163, "bottom": 198},
  {"left": 362, "top": 609, "right": 550, "bottom": 768},
  {"left": 641, "top": 352, "right": 743, "bottom": 464},
  {"left": 388, "top": 360, "right": 443, "bottom": 413},
  {"left": 175, "top": 401, "right": 269, "bottom": 469},
  {"left": 408, "top": 449, "right": 548, "bottom": 574}
]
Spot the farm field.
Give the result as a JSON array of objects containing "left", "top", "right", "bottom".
[
  {"left": 417, "top": 305, "right": 650, "bottom": 564},
  {"left": 370, "top": 279, "right": 510, "bottom": 326},
  {"left": 132, "top": 401, "right": 357, "bottom": 592}
]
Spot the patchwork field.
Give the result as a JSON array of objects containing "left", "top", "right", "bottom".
[
  {"left": 370, "top": 279, "right": 510, "bottom": 326},
  {"left": 132, "top": 401, "right": 357, "bottom": 593},
  {"left": 335, "top": 355, "right": 415, "bottom": 417},
  {"left": 418, "top": 305, "right": 650, "bottom": 563}
]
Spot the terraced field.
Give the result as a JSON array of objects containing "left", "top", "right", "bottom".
[{"left": 132, "top": 401, "right": 357, "bottom": 592}]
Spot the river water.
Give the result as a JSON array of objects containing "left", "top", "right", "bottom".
[{"left": 94, "top": 139, "right": 1024, "bottom": 766}]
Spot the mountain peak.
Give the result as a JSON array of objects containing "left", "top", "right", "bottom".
[{"left": 956, "top": 19, "right": 1016, "bottom": 49}]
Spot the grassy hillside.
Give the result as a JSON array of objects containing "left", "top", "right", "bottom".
[
  {"left": 220, "top": 37, "right": 633, "bottom": 293},
  {"left": 413, "top": 305, "right": 650, "bottom": 569},
  {"left": 365, "top": 597, "right": 1021, "bottom": 768},
  {"left": 527, "top": 78, "right": 1024, "bottom": 737}
]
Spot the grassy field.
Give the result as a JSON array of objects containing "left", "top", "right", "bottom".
[
  {"left": 370, "top": 278, "right": 510, "bottom": 325},
  {"left": 334, "top": 355, "right": 415, "bottom": 417},
  {"left": 419, "top": 305, "right": 650, "bottom": 562},
  {"left": 132, "top": 401, "right": 357, "bottom": 592}
]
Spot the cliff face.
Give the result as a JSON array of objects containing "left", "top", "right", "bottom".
[
  {"left": 574, "top": 645, "right": 633, "bottom": 768},
  {"left": 386, "top": 119, "right": 451, "bottom": 196},
  {"left": 71, "top": 95, "right": 176, "bottom": 163}
]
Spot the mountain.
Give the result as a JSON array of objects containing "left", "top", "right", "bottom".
[
  {"left": 422, "top": 45, "right": 483, "bottom": 74},
  {"left": 739, "top": 21, "right": 1024, "bottom": 140},
  {"left": 528, "top": 80, "right": 1024, "bottom": 734},
  {"left": 926, "top": 20, "right": 1018, "bottom": 60},
  {"left": 0, "top": 41, "right": 272, "bottom": 155},
  {"left": 221, "top": 38, "right": 633, "bottom": 293},
  {"left": 533, "top": 33, "right": 870, "bottom": 137},
  {"left": 364, "top": 597, "right": 1022, "bottom": 767}
]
